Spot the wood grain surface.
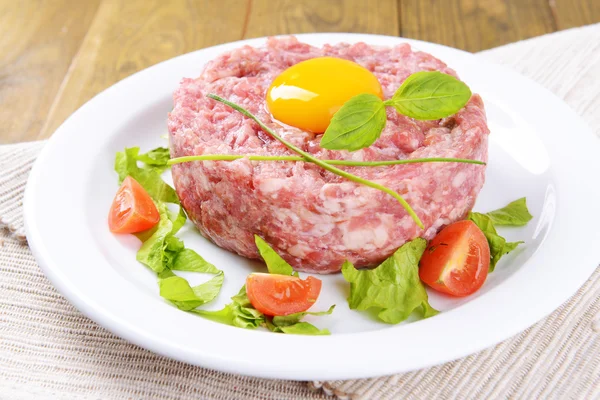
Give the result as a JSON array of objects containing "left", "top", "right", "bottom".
[
  {"left": 0, "top": 0, "right": 101, "bottom": 143},
  {"left": 0, "top": 0, "right": 598, "bottom": 143}
]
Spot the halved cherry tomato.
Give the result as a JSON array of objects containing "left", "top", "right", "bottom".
[
  {"left": 419, "top": 220, "right": 490, "bottom": 297},
  {"left": 108, "top": 176, "right": 160, "bottom": 234},
  {"left": 246, "top": 273, "right": 322, "bottom": 316}
]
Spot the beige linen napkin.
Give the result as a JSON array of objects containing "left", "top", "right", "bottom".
[{"left": 1, "top": 24, "right": 599, "bottom": 399}]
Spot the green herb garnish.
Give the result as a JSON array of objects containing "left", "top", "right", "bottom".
[
  {"left": 342, "top": 238, "right": 438, "bottom": 324},
  {"left": 115, "top": 147, "right": 224, "bottom": 310},
  {"left": 485, "top": 197, "right": 533, "bottom": 227},
  {"left": 209, "top": 94, "right": 425, "bottom": 229},
  {"left": 168, "top": 154, "right": 485, "bottom": 167},
  {"left": 205, "top": 87, "right": 482, "bottom": 230},
  {"left": 468, "top": 197, "right": 532, "bottom": 272},
  {"left": 159, "top": 272, "right": 224, "bottom": 311},
  {"left": 196, "top": 237, "right": 333, "bottom": 335},
  {"left": 319, "top": 93, "right": 387, "bottom": 151},
  {"left": 320, "top": 71, "right": 471, "bottom": 152},
  {"left": 385, "top": 71, "right": 472, "bottom": 120},
  {"left": 254, "top": 235, "right": 295, "bottom": 276}
]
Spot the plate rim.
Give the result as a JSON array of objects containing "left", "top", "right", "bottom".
[{"left": 24, "top": 32, "right": 600, "bottom": 380}]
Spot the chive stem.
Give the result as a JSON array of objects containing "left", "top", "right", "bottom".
[
  {"left": 207, "top": 94, "right": 430, "bottom": 228},
  {"left": 168, "top": 155, "right": 485, "bottom": 167}
]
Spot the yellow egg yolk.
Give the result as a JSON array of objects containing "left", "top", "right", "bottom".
[{"left": 266, "top": 57, "right": 384, "bottom": 133}]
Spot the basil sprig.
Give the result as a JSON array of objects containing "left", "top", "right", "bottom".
[
  {"left": 320, "top": 71, "right": 472, "bottom": 151},
  {"left": 319, "top": 93, "right": 387, "bottom": 151}
]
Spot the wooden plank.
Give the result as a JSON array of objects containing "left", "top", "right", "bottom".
[
  {"left": 551, "top": 0, "right": 600, "bottom": 30},
  {"left": 244, "top": 0, "right": 399, "bottom": 37},
  {"left": 0, "top": 0, "right": 101, "bottom": 143},
  {"left": 38, "top": 0, "right": 247, "bottom": 140},
  {"left": 399, "top": 0, "right": 557, "bottom": 52}
]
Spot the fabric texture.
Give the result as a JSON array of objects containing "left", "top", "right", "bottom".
[{"left": 1, "top": 24, "right": 599, "bottom": 399}]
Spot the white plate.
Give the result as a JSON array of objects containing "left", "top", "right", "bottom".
[{"left": 24, "top": 33, "right": 600, "bottom": 381}]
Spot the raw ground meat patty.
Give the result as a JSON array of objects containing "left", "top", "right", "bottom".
[{"left": 168, "top": 36, "right": 489, "bottom": 274}]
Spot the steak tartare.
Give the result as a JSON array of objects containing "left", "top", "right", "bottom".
[{"left": 168, "top": 37, "right": 489, "bottom": 274}]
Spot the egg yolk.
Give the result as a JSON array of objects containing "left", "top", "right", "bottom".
[{"left": 266, "top": 57, "right": 384, "bottom": 133}]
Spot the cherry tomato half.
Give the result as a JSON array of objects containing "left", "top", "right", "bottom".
[
  {"left": 419, "top": 220, "right": 490, "bottom": 297},
  {"left": 108, "top": 176, "right": 160, "bottom": 234},
  {"left": 246, "top": 273, "right": 322, "bottom": 316}
]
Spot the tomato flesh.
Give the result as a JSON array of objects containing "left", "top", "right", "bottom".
[
  {"left": 108, "top": 176, "right": 160, "bottom": 234},
  {"left": 246, "top": 273, "right": 322, "bottom": 316},
  {"left": 419, "top": 220, "right": 490, "bottom": 297}
]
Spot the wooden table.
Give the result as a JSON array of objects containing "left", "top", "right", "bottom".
[{"left": 1, "top": 0, "right": 598, "bottom": 144}]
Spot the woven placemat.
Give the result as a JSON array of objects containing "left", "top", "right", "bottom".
[{"left": 1, "top": 24, "right": 599, "bottom": 399}]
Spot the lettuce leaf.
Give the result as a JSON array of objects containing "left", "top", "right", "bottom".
[
  {"left": 468, "top": 212, "right": 524, "bottom": 272},
  {"left": 159, "top": 272, "right": 224, "bottom": 311},
  {"left": 114, "top": 147, "right": 179, "bottom": 204},
  {"left": 254, "top": 235, "right": 294, "bottom": 276},
  {"left": 136, "top": 204, "right": 174, "bottom": 273},
  {"left": 194, "top": 286, "right": 265, "bottom": 329},
  {"left": 467, "top": 197, "right": 532, "bottom": 271},
  {"left": 270, "top": 322, "right": 330, "bottom": 335},
  {"left": 271, "top": 305, "right": 335, "bottom": 327},
  {"left": 342, "top": 238, "right": 438, "bottom": 324},
  {"left": 486, "top": 197, "right": 533, "bottom": 226},
  {"left": 171, "top": 248, "right": 220, "bottom": 274},
  {"left": 135, "top": 147, "right": 171, "bottom": 173},
  {"left": 115, "top": 147, "right": 223, "bottom": 311}
]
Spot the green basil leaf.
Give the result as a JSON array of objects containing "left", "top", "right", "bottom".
[
  {"left": 271, "top": 305, "right": 335, "bottom": 327},
  {"left": 254, "top": 235, "right": 294, "bottom": 276},
  {"left": 385, "top": 71, "right": 471, "bottom": 120},
  {"left": 319, "top": 93, "right": 386, "bottom": 151},
  {"left": 342, "top": 238, "right": 438, "bottom": 324},
  {"left": 159, "top": 272, "right": 224, "bottom": 311},
  {"left": 170, "top": 248, "right": 220, "bottom": 274},
  {"left": 486, "top": 197, "right": 533, "bottom": 226},
  {"left": 468, "top": 212, "right": 523, "bottom": 272},
  {"left": 114, "top": 147, "right": 179, "bottom": 204}
]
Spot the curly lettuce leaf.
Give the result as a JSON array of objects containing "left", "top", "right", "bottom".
[
  {"left": 342, "top": 238, "right": 438, "bottom": 324},
  {"left": 271, "top": 305, "right": 335, "bottom": 327}
]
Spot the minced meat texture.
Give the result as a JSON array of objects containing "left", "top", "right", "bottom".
[{"left": 168, "top": 36, "right": 489, "bottom": 274}]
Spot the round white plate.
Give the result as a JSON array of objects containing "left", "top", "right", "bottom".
[{"left": 24, "top": 33, "right": 600, "bottom": 381}]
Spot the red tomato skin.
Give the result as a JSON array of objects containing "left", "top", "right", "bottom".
[
  {"left": 246, "top": 273, "right": 322, "bottom": 316},
  {"left": 419, "top": 220, "right": 490, "bottom": 297},
  {"left": 108, "top": 176, "right": 160, "bottom": 234}
]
